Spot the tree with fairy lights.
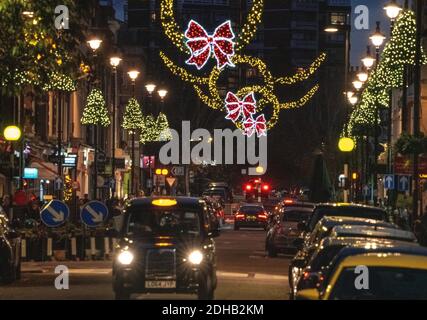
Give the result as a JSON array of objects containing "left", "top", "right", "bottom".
[
  {"left": 157, "top": 112, "right": 173, "bottom": 142},
  {"left": 122, "top": 98, "right": 144, "bottom": 131},
  {"left": 81, "top": 89, "right": 110, "bottom": 127}
]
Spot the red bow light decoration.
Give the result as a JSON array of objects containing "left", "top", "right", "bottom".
[
  {"left": 243, "top": 114, "right": 267, "bottom": 138},
  {"left": 185, "top": 20, "right": 235, "bottom": 70},
  {"left": 225, "top": 92, "right": 256, "bottom": 122},
  {"left": 224, "top": 91, "right": 267, "bottom": 137}
]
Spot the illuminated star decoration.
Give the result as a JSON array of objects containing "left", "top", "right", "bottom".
[
  {"left": 185, "top": 20, "right": 235, "bottom": 70},
  {"left": 225, "top": 92, "right": 256, "bottom": 122},
  {"left": 244, "top": 114, "right": 267, "bottom": 138}
]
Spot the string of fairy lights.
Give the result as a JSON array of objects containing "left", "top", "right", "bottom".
[
  {"left": 81, "top": 88, "right": 110, "bottom": 127},
  {"left": 159, "top": 0, "right": 325, "bottom": 133},
  {"left": 346, "top": 10, "right": 427, "bottom": 139}
]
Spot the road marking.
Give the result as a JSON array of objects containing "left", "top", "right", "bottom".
[
  {"left": 217, "top": 271, "right": 288, "bottom": 281},
  {"left": 64, "top": 268, "right": 112, "bottom": 275}
]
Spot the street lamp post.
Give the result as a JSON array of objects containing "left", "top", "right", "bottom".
[
  {"left": 87, "top": 38, "right": 102, "bottom": 200},
  {"left": 143, "top": 83, "right": 156, "bottom": 192},
  {"left": 4, "top": 126, "right": 22, "bottom": 196},
  {"left": 413, "top": 0, "right": 423, "bottom": 219},
  {"left": 128, "top": 70, "right": 140, "bottom": 196},
  {"left": 109, "top": 56, "right": 122, "bottom": 198},
  {"left": 339, "top": 137, "right": 355, "bottom": 203},
  {"left": 157, "top": 89, "right": 168, "bottom": 114},
  {"left": 384, "top": 0, "right": 402, "bottom": 206},
  {"left": 370, "top": 21, "right": 386, "bottom": 205}
]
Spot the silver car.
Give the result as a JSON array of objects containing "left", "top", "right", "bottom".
[{"left": 265, "top": 207, "right": 312, "bottom": 257}]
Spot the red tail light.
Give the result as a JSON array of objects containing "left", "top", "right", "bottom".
[
  {"left": 235, "top": 214, "right": 245, "bottom": 220},
  {"left": 245, "top": 184, "right": 253, "bottom": 191},
  {"left": 258, "top": 213, "right": 268, "bottom": 220},
  {"left": 262, "top": 184, "right": 270, "bottom": 191},
  {"left": 284, "top": 199, "right": 294, "bottom": 204}
]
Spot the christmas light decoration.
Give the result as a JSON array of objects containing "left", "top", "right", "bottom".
[
  {"left": 159, "top": 0, "right": 323, "bottom": 131},
  {"left": 225, "top": 92, "right": 256, "bottom": 122},
  {"left": 81, "top": 89, "right": 110, "bottom": 127},
  {"left": 140, "top": 115, "right": 158, "bottom": 144},
  {"left": 42, "top": 72, "right": 76, "bottom": 92},
  {"left": 185, "top": 20, "right": 235, "bottom": 70},
  {"left": 243, "top": 114, "right": 267, "bottom": 138},
  {"left": 122, "top": 98, "right": 144, "bottom": 131},
  {"left": 157, "top": 112, "right": 173, "bottom": 142},
  {"left": 347, "top": 9, "right": 427, "bottom": 139}
]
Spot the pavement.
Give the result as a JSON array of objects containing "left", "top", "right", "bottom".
[{"left": 3, "top": 224, "right": 292, "bottom": 300}]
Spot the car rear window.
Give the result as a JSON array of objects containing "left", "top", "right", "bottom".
[
  {"left": 308, "top": 207, "right": 386, "bottom": 231},
  {"left": 240, "top": 206, "right": 264, "bottom": 214},
  {"left": 282, "top": 210, "right": 311, "bottom": 222}
]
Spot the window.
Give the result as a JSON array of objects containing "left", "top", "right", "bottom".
[{"left": 329, "top": 12, "right": 347, "bottom": 26}]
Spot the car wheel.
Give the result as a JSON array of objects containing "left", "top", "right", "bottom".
[
  {"left": 267, "top": 244, "right": 278, "bottom": 258},
  {"left": 198, "top": 272, "right": 214, "bottom": 300}
]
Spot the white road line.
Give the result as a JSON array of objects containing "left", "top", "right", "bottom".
[{"left": 65, "top": 269, "right": 112, "bottom": 275}]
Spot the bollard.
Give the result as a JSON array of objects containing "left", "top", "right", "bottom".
[
  {"left": 21, "top": 239, "right": 27, "bottom": 260},
  {"left": 71, "top": 237, "right": 77, "bottom": 260},
  {"left": 104, "top": 237, "right": 110, "bottom": 260},
  {"left": 47, "top": 238, "right": 53, "bottom": 260},
  {"left": 90, "top": 237, "right": 96, "bottom": 260}
]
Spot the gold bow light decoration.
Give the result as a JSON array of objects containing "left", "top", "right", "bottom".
[{"left": 159, "top": 0, "right": 326, "bottom": 135}]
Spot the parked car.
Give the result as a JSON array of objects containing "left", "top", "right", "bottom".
[
  {"left": 296, "top": 246, "right": 427, "bottom": 300},
  {"left": 112, "top": 197, "right": 219, "bottom": 300},
  {"left": 0, "top": 213, "right": 21, "bottom": 284},
  {"left": 265, "top": 207, "right": 312, "bottom": 257},
  {"left": 329, "top": 225, "right": 417, "bottom": 243},
  {"left": 289, "top": 216, "right": 400, "bottom": 294},
  {"left": 299, "top": 203, "right": 388, "bottom": 236},
  {"left": 234, "top": 204, "right": 268, "bottom": 230},
  {"left": 289, "top": 237, "right": 419, "bottom": 299}
]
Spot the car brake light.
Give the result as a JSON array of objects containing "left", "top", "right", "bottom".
[
  {"left": 284, "top": 199, "right": 294, "bottom": 204},
  {"left": 258, "top": 213, "right": 268, "bottom": 219},
  {"left": 262, "top": 184, "right": 270, "bottom": 191},
  {"left": 245, "top": 184, "right": 252, "bottom": 191},
  {"left": 235, "top": 214, "right": 245, "bottom": 219}
]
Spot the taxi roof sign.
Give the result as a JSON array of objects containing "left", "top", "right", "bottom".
[{"left": 152, "top": 199, "right": 178, "bottom": 207}]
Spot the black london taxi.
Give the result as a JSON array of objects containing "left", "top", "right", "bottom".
[{"left": 112, "top": 197, "right": 220, "bottom": 300}]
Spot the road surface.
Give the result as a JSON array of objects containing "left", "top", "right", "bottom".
[{"left": 0, "top": 226, "right": 292, "bottom": 300}]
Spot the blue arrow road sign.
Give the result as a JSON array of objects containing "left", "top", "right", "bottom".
[
  {"left": 384, "top": 175, "right": 395, "bottom": 190},
  {"left": 81, "top": 201, "right": 109, "bottom": 227},
  {"left": 398, "top": 176, "right": 411, "bottom": 192},
  {"left": 40, "top": 200, "right": 69, "bottom": 227}
]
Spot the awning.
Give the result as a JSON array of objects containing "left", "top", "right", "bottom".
[{"left": 29, "top": 160, "right": 58, "bottom": 180}]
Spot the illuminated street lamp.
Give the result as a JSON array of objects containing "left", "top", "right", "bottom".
[
  {"left": 87, "top": 38, "right": 103, "bottom": 53},
  {"left": 158, "top": 89, "right": 168, "bottom": 100},
  {"left": 145, "top": 83, "right": 157, "bottom": 96},
  {"left": 370, "top": 21, "right": 386, "bottom": 52},
  {"left": 110, "top": 56, "right": 122, "bottom": 196},
  {"left": 4, "top": 125, "right": 22, "bottom": 193},
  {"left": 339, "top": 137, "right": 355, "bottom": 203},
  {"left": 384, "top": 0, "right": 402, "bottom": 21},
  {"left": 4, "top": 126, "right": 22, "bottom": 141},
  {"left": 324, "top": 26, "right": 339, "bottom": 33},
  {"left": 353, "top": 80, "right": 363, "bottom": 91},
  {"left": 349, "top": 96, "right": 358, "bottom": 105},
  {"left": 357, "top": 69, "right": 369, "bottom": 83},
  {"left": 362, "top": 46, "right": 376, "bottom": 70}
]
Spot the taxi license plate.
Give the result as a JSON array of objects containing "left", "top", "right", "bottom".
[
  {"left": 247, "top": 215, "right": 256, "bottom": 221},
  {"left": 145, "top": 281, "right": 176, "bottom": 289}
]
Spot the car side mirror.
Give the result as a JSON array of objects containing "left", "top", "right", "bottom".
[
  {"left": 293, "top": 238, "right": 304, "bottom": 250},
  {"left": 295, "top": 289, "right": 320, "bottom": 301},
  {"left": 297, "top": 221, "right": 307, "bottom": 232}
]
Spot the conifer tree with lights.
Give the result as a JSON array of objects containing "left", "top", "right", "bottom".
[
  {"left": 122, "top": 98, "right": 144, "bottom": 131},
  {"left": 81, "top": 89, "right": 110, "bottom": 127}
]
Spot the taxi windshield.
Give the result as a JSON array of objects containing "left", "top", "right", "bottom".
[{"left": 125, "top": 208, "right": 201, "bottom": 237}]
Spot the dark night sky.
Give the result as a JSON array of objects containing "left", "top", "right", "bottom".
[{"left": 111, "top": 0, "right": 403, "bottom": 68}]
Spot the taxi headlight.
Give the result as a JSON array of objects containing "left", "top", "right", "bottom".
[
  {"left": 188, "top": 250, "right": 203, "bottom": 265},
  {"left": 117, "top": 250, "right": 134, "bottom": 265}
]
